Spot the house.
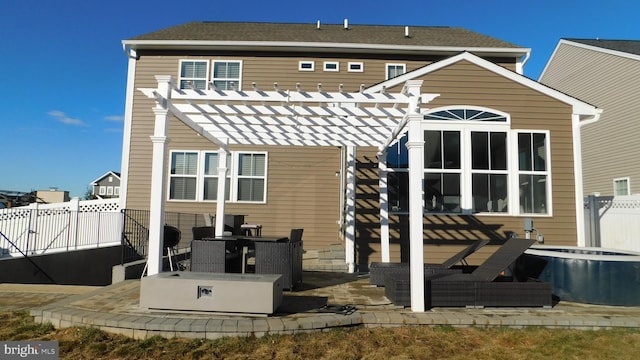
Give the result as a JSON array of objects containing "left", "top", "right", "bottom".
[
  {"left": 540, "top": 39, "right": 639, "bottom": 196},
  {"left": 36, "top": 189, "right": 70, "bottom": 203},
  {"left": 120, "top": 21, "right": 600, "bottom": 310},
  {"left": 90, "top": 171, "right": 121, "bottom": 199}
]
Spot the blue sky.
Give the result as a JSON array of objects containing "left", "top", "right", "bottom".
[{"left": 2, "top": 0, "right": 638, "bottom": 198}]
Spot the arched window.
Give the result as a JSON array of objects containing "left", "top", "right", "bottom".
[{"left": 385, "top": 106, "right": 549, "bottom": 216}]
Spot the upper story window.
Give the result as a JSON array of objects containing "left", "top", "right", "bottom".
[
  {"left": 385, "top": 106, "right": 550, "bottom": 216},
  {"left": 169, "top": 150, "right": 268, "bottom": 203},
  {"left": 212, "top": 61, "right": 242, "bottom": 90},
  {"left": 299, "top": 61, "right": 315, "bottom": 71},
  {"left": 179, "top": 60, "right": 208, "bottom": 90},
  {"left": 348, "top": 62, "right": 364, "bottom": 72},
  {"left": 323, "top": 61, "right": 339, "bottom": 72},
  {"left": 386, "top": 63, "right": 406, "bottom": 79}
]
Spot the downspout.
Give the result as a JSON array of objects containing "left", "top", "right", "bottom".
[
  {"left": 119, "top": 44, "right": 138, "bottom": 210},
  {"left": 516, "top": 50, "right": 531, "bottom": 75},
  {"left": 572, "top": 109, "right": 603, "bottom": 247}
]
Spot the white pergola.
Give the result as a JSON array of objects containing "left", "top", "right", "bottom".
[{"left": 140, "top": 75, "right": 439, "bottom": 311}]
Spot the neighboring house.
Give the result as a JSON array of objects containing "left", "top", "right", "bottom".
[
  {"left": 91, "top": 171, "right": 121, "bottom": 199},
  {"left": 120, "top": 21, "right": 600, "bottom": 279},
  {"left": 36, "top": 189, "right": 70, "bottom": 203},
  {"left": 540, "top": 39, "right": 640, "bottom": 196}
]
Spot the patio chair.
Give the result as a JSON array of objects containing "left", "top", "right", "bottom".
[
  {"left": 141, "top": 225, "right": 181, "bottom": 277},
  {"left": 253, "top": 228, "right": 304, "bottom": 290},
  {"left": 191, "top": 226, "right": 243, "bottom": 273},
  {"left": 385, "top": 238, "right": 553, "bottom": 308},
  {"left": 370, "top": 239, "right": 490, "bottom": 286}
]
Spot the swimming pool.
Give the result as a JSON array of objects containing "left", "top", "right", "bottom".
[{"left": 521, "top": 246, "right": 640, "bottom": 306}]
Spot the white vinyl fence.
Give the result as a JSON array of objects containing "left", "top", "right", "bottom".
[
  {"left": 584, "top": 195, "right": 640, "bottom": 252},
  {"left": 0, "top": 198, "right": 121, "bottom": 257}
]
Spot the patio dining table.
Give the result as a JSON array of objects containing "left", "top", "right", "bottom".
[{"left": 190, "top": 234, "right": 302, "bottom": 290}]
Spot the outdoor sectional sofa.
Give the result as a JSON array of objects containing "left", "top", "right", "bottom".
[{"left": 385, "top": 238, "right": 553, "bottom": 308}]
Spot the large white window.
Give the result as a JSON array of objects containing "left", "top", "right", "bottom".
[
  {"left": 179, "top": 60, "right": 208, "bottom": 90},
  {"left": 386, "top": 107, "right": 551, "bottom": 216},
  {"left": 212, "top": 60, "right": 242, "bottom": 90},
  {"left": 168, "top": 150, "right": 267, "bottom": 203}
]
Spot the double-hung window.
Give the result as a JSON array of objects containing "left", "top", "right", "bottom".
[
  {"left": 169, "top": 151, "right": 198, "bottom": 200},
  {"left": 168, "top": 150, "right": 267, "bottom": 203},
  {"left": 212, "top": 61, "right": 242, "bottom": 90},
  {"left": 386, "top": 63, "right": 406, "bottom": 79},
  {"left": 386, "top": 107, "right": 551, "bottom": 216},
  {"left": 179, "top": 61, "right": 208, "bottom": 90}
]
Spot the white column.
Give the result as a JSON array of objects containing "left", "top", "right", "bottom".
[
  {"left": 404, "top": 80, "right": 425, "bottom": 312},
  {"left": 215, "top": 144, "right": 229, "bottom": 237},
  {"left": 147, "top": 75, "right": 172, "bottom": 276},
  {"left": 378, "top": 152, "right": 390, "bottom": 262},
  {"left": 345, "top": 146, "right": 357, "bottom": 273}
]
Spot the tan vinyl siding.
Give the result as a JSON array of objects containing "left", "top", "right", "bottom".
[
  {"left": 126, "top": 53, "right": 551, "bottom": 260},
  {"left": 541, "top": 42, "right": 640, "bottom": 195},
  {"left": 356, "top": 60, "right": 577, "bottom": 267}
]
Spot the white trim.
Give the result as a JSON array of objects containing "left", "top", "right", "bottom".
[
  {"left": 348, "top": 62, "right": 364, "bottom": 72},
  {"left": 90, "top": 171, "right": 121, "bottom": 185},
  {"left": 367, "top": 52, "right": 600, "bottom": 117},
  {"left": 298, "top": 61, "right": 315, "bottom": 71},
  {"left": 323, "top": 61, "right": 339, "bottom": 72}
]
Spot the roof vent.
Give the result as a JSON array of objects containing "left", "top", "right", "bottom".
[
  {"left": 344, "top": 18, "right": 349, "bottom": 30},
  {"left": 405, "top": 26, "right": 410, "bottom": 38}
]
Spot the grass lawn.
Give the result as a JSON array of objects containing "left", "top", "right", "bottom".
[{"left": 2, "top": 310, "right": 640, "bottom": 359}]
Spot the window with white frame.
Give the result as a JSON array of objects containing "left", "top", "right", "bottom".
[
  {"left": 386, "top": 63, "right": 406, "bottom": 79},
  {"left": 203, "top": 152, "right": 231, "bottom": 201},
  {"left": 114, "top": 187, "right": 120, "bottom": 196},
  {"left": 106, "top": 186, "right": 114, "bottom": 196},
  {"left": 348, "top": 62, "right": 364, "bottom": 72},
  {"left": 169, "top": 151, "right": 198, "bottom": 200},
  {"left": 517, "top": 132, "right": 549, "bottom": 214},
  {"left": 299, "top": 61, "right": 315, "bottom": 71},
  {"left": 212, "top": 60, "right": 242, "bottom": 90},
  {"left": 168, "top": 150, "right": 267, "bottom": 203},
  {"left": 179, "top": 60, "right": 208, "bottom": 90},
  {"left": 385, "top": 107, "right": 550, "bottom": 215},
  {"left": 613, "top": 177, "right": 630, "bottom": 196},
  {"left": 99, "top": 186, "right": 106, "bottom": 196},
  {"left": 323, "top": 61, "right": 339, "bottom": 72}
]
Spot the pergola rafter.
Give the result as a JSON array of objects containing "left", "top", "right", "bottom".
[{"left": 140, "top": 75, "right": 437, "bottom": 312}]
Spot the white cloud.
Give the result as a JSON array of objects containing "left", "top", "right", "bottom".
[
  {"left": 48, "top": 110, "right": 88, "bottom": 126},
  {"left": 104, "top": 115, "right": 124, "bottom": 122}
]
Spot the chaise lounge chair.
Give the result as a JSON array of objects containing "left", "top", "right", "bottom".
[
  {"left": 370, "top": 239, "right": 490, "bottom": 287},
  {"left": 385, "top": 238, "right": 553, "bottom": 309}
]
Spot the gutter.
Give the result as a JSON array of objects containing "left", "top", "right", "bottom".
[{"left": 121, "top": 40, "right": 530, "bottom": 58}]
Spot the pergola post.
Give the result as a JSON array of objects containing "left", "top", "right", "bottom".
[
  {"left": 147, "top": 75, "right": 173, "bottom": 276},
  {"left": 215, "top": 143, "right": 229, "bottom": 237},
  {"left": 378, "top": 152, "right": 390, "bottom": 262},
  {"left": 345, "top": 146, "right": 357, "bottom": 273},
  {"left": 404, "top": 80, "right": 426, "bottom": 312}
]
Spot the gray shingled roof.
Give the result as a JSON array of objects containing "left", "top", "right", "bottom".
[
  {"left": 127, "top": 21, "right": 523, "bottom": 49},
  {"left": 566, "top": 39, "right": 640, "bottom": 56}
]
